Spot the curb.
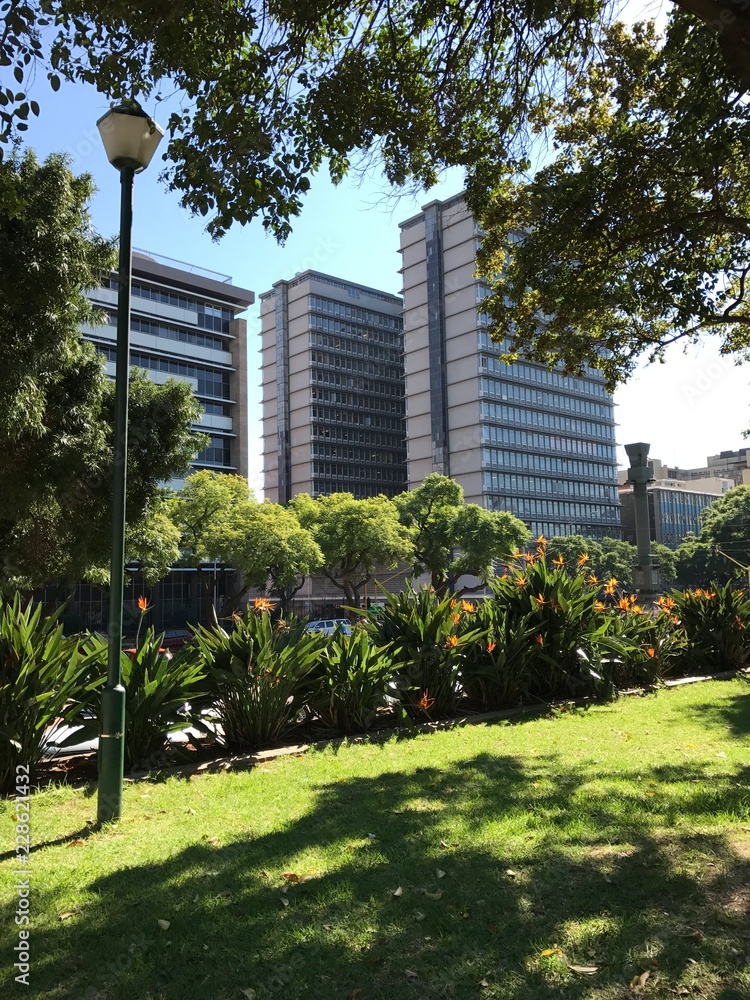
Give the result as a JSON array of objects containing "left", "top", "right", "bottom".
[{"left": 121, "top": 667, "right": 749, "bottom": 786}]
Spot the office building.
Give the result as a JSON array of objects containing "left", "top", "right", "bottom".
[
  {"left": 619, "top": 484, "right": 723, "bottom": 548},
  {"left": 398, "top": 195, "right": 621, "bottom": 540},
  {"left": 63, "top": 250, "right": 254, "bottom": 632},
  {"left": 649, "top": 450, "right": 750, "bottom": 488},
  {"left": 260, "top": 271, "right": 406, "bottom": 502},
  {"left": 85, "top": 249, "right": 254, "bottom": 482}
]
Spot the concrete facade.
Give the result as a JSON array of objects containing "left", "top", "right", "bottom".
[
  {"left": 399, "top": 195, "right": 621, "bottom": 540},
  {"left": 85, "top": 249, "right": 254, "bottom": 482},
  {"left": 260, "top": 271, "right": 406, "bottom": 503}
]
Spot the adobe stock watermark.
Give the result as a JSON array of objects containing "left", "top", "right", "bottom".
[
  {"left": 681, "top": 354, "right": 737, "bottom": 403},
  {"left": 13, "top": 764, "right": 32, "bottom": 986}
]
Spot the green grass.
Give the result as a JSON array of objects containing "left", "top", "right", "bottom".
[{"left": 2, "top": 679, "right": 749, "bottom": 1000}]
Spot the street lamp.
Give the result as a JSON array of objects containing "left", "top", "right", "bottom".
[{"left": 96, "top": 103, "right": 163, "bottom": 823}]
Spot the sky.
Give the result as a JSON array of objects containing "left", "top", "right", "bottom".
[{"left": 10, "top": 2, "right": 750, "bottom": 493}]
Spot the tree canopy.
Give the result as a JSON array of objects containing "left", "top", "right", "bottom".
[
  {"left": 3, "top": 1, "right": 744, "bottom": 250},
  {"left": 394, "top": 473, "right": 529, "bottom": 593},
  {"left": 0, "top": 149, "right": 204, "bottom": 593},
  {"left": 474, "top": 9, "right": 750, "bottom": 387},
  {"left": 291, "top": 492, "right": 412, "bottom": 607}
]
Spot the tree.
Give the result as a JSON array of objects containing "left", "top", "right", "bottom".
[
  {"left": 474, "top": 11, "right": 750, "bottom": 387},
  {"left": 291, "top": 492, "right": 412, "bottom": 607},
  {"left": 212, "top": 502, "right": 323, "bottom": 617},
  {"left": 695, "top": 485, "right": 750, "bottom": 577},
  {"left": 394, "top": 473, "right": 529, "bottom": 594},
  {"left": 0, "top": 149, "right": 204, "bottom": 593},
  {"left": 167, "top": 470, "right": 255, "bottom": 624},
  {"left": 673, "top": 533, "right": 731, "bottom": 587},
  {"left": 5, "top": 3, "right": 743, "bottom": 244}
]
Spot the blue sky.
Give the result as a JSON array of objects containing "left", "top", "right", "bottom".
[{"left": 14, "top": 46, "right": 750, "bottom": 493}]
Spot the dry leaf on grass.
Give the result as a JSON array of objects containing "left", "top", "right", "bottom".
[
  {"left": 504, "top": 869, "right": 517, "bottom": 878},
  {"left": 157, "top": 919, "right": 170, "bottom": 930},
  {"left": 280, "top": 897, "right": 289, "bottom": 908},
  {"left": 405, "top": 969, "right": 418, "bottom": 979},
  {"left": 58, "top": 910, "right": 79, "bottom": 921},
  {"left": 540, "top": 948, "right": 562, "bottom": 957},
  {"left": 568, "top": 964, "right": 598, "bottom": 974},
  {"left": 282, "top": 872, "right": 300, "bottom": 883},
  {"left": 436, "top": 869, "right": 446, "bottom": 879},
  {"left": 241, "top": 990, "right": 256, "bottom": 1000},
  {"left": 67, "top": 839, "right": 85, "bottom": 848},
  {"left": 423, "top": 889, "right": 443, "bottom": 900},
  {"left": 630, "top": 971, "right": 650, "bottom": 988},
  {"left": 393, "top": 886, "right": 403, "bottom": 897},
  {"left": 348, "top": 990, "right": 365, "bottom": 1000},
  {"left": 479, "top": 978, "right": 490, "bottom": 987}
]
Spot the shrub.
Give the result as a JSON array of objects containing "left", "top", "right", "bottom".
[
  {"left": 192, "top": 608, "right": 323, "bottom": 751},
  {"left": 81, "top": 628, "right": 209, "bottom": 769},
  {"left": 314, "top": 628, "right": 393, "bottom": 733},
  {"left": 460, "top": 603, "right": 540, "bottom": 711},
  {"left": 599, "top": 597, "right": 686, "bottom": 688},
  {"left": 0, "top": 596, "right": 101, "bottom": 794},
  {"left": 669, "top": 584, "right": 750, "bottom": 673},
  {"left": 366, "top": 587, "right": 481, "bottom": 720},
  {"left": 490, "top": 550, "right": 611, "bottom": 701}
]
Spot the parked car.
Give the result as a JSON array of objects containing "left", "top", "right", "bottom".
[
  {"left": 159, "top": 628, "right": 194, "bottom": 651},
  {"left": 123, "top": 646, "right": 173, "bottom": 661},
  {"left": 304, "top": 618, "right": 352, "bottom": 636}
]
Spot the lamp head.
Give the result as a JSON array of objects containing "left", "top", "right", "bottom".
[
  {"left": 97, "top": 102, "right": 164, "bottom": 173},
  {"left": 624, "top": 442, "right": 650, "bottom": 469}
]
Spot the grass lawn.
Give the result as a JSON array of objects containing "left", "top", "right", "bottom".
[{"left": 1, "top": 678, "right": 749, "bottom": 1000}]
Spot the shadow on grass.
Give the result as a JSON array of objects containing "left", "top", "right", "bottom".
[
  {"left": 5, "top": 747, "right": 750, "bottom": 1000},
  {"left": 686, "top": 681, "right": 750, "bottom": 741}
]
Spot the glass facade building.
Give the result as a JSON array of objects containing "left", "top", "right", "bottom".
[
  {"left": 84, "top": 249, "right": 254, "bottom": 481},
  {"left": 399, "top": 194, "right": 621, "bottom": 540}
]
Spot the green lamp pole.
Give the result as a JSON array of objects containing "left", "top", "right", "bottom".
[{"left": 96, "top": 103, "right": 164, "bottom": 823}]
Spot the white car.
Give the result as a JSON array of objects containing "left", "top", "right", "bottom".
[{"left": 304, "top": 618, "right": 352, "bottom": 636}]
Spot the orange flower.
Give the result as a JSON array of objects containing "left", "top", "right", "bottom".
[
  {"left": 136, "top": 595, "right": 152, "bottom": 613},
  {"left": 577, "top": 552, "right": 590, "bottom": 566},
  {"left": 418, "top": 691, "right": 435, "bottom": 713},
  {"left": 607, "top": 577, "right": 618, "bottom": 588},
  {"left": 631, "top": 605, "right": 643, "bottom": 614},
  {"left": 500, "top": 573, "right": 509, "bottom": 580},
  {"left": 604, "top": 584, "right": 615, "bottom": 596},
  {"left": 736, "top": 615, "right": 746, "bottom": 630},
  {"left": 587, "top": 574, "right": 599, "bottom": 585},
  {"left": 254, "top": 597, "right": 273, "bottom": 613},
  {"left": 536, "top": 534, "right": 547, "bottom": 547},
  {"left": 461, "top": 600, "right": 476, "bottom": 613},
  {"left": 656, "top": 596, "right": 675, "bottom": 610},
  {"left": 445, "top": 634, "right": 459, "bottom": 648},
  {"left": 487, "top": 641, "right": 497, "bottom": 653},
  {"left": 450, "top": 599, "right": 457, "bottom": 609},
  {"left": 534, "top": 592, "right": 547, "bottom": 606},
  {"left": 515, "top": 575, "right": 527, "bottom": 587},
  {"left": 552, "top": 555, "right": 565, "bottom": 568},
  {"left": 594, "top": 600, "right": 605, "bottom": 612},
  {"left": 451, "top": 613, "right": 461, "bottom": 624},
  {"left": 535, "top": 634, "right": 544, "bottom": 646},
  {"left": 628, "top": 593, "right": 638, "bottom": 604},
  {"left": 618, "top": 597, "right": 630, "bottom": 611},
  {"left": 646, "top": 648, "right": 656, "bottom": 658}
]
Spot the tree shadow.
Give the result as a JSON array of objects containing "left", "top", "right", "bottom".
[{"left": 6, "top": 749, "right": 750, "bottom": 1000}]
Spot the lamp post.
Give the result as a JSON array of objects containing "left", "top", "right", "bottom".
[
  {"left": 96, "top": 103, "right": 164, "bottom": 823},
  {"left": 624, "top": 441, "right": 661, "bottom": 601}
]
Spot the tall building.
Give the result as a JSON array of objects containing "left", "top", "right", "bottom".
[
  {"left": 398, "top": 194, "right": 621, "bottom": 540},
  {"left": 260, "top": 271, "right": 406, "bottom": 502},
  {"left": 85, "top": 249, "right": 254, "bottom": 482},
  {"left": 64, "top": 250, "right": 254, "bottom": 632}
]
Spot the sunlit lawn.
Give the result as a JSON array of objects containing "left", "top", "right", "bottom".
[{"left": 1, "top": 678, "right": 749, "bottom": 1000}]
